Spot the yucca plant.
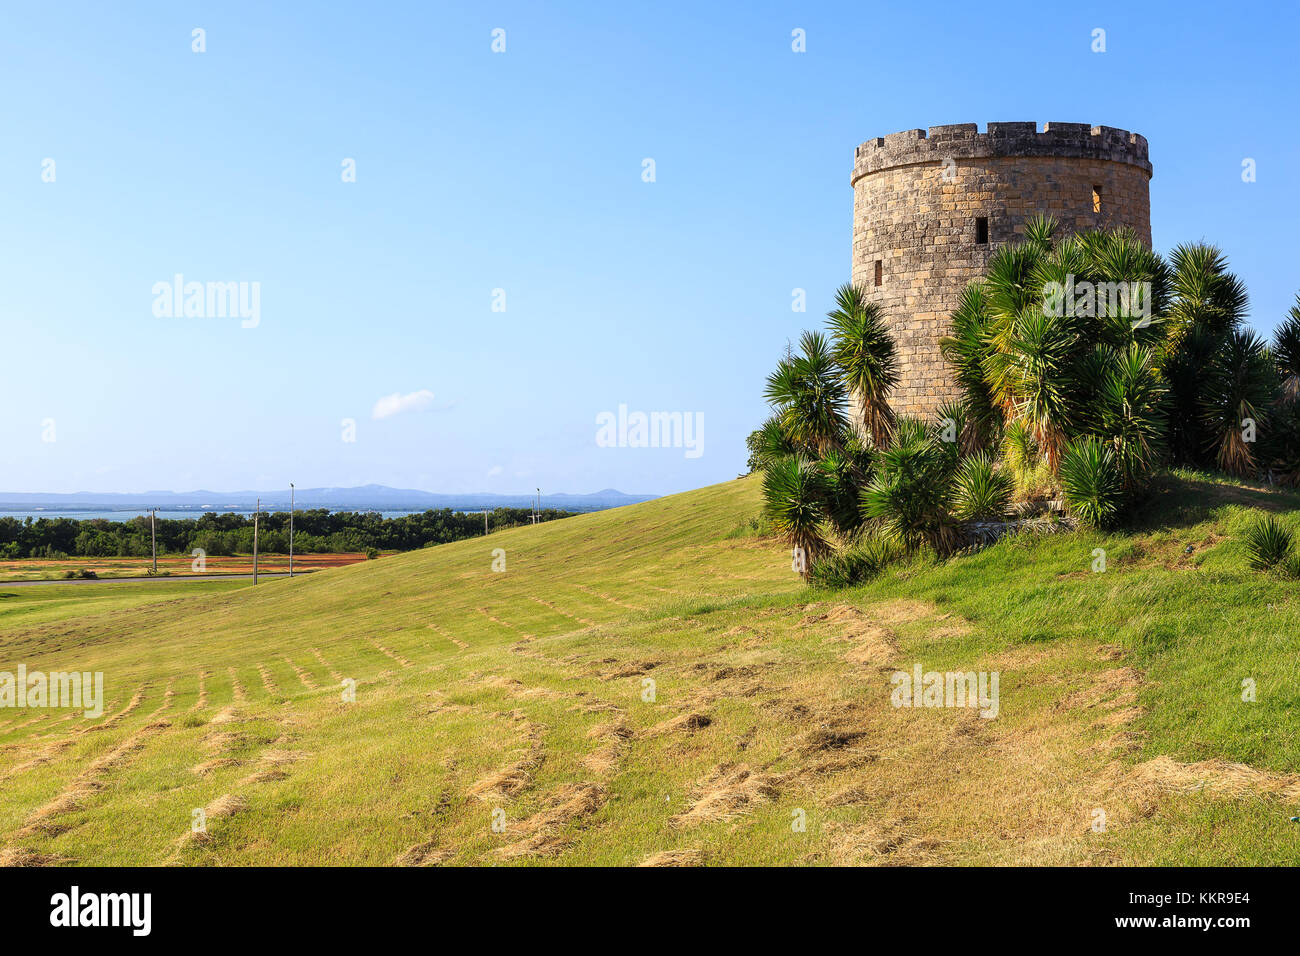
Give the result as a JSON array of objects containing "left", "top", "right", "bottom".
[
  {"left": 1083, "top": 228, "right": 1171, "bottom": 344},
  {"left": 1059, "top": 437, "right": 1124, "bottom": 527},
  {"left": 1020, "top": 213, "right": 1058, "bottom": 254},
  {"left": 1162, "top": 243, "right": 1250, "bottom": 469},
  {"left": 1261, "top": 398, "right": 1300, "bottom": 486},
  {"left": 860, "top": 429, "right": 957, "bottom": 553},
  {"left": 1002, "top": 308, "right": 1075, "bottom": 471},
  {"left": 934, "top": 398, "right": 982, "bottom": 461},
  {"left": 1242, "top": 515, "right": 1294, "bottom": 571},
  {"left": 1093, "top": 344, "right": 1168, "bottom": 490},
  {"left": 1162, "top": 325, "right": 1222, "bottom": 467},
  {"left": 949, "top": 452, "right": 1013, "bottom": 521},
  {"left": 764, "top": 330, "right": 849, "bottom": 455},
  {"left": 890, "top": 414, "right": 932, "bottom": 449},
  {"left": 1274, "top": 294, "right": 1300, "bottom": 403},
  {"left": 761, "top": 455, "right": 830, "bottom": 578},
  {"left": 1282, "top": 551, "right": 1300, "bottom": 578},
  {"left": 1000, "top": 417, "right": 1052, "bottom": 499},
  {"left": 931, "top": 401, "right": 966, "bottom": 483},
  {"left": 826, "top": 283, "right": 898, "bottom": 447},
  {"left": 948, "top": 224, "right": 1182, "bottom": 497},
  {"left": 1200, "top": 329, "right": 1278, "bottom": 477},
  {"left": 817, "top": 442, "right": 872, "bottom": 539},
  {"left": 939, "top": 283, "right": 998, "bottom": 444},
  {"left": 1165, "top": 243, "right": 1248, "bottom": 346}
]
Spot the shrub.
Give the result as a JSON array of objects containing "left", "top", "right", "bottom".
[
  {"left": 1243, "top": 515, "right": 1294, "bottom": 570},
  {"left": 745, "top": 417, "right": 795, "bottom": 473},
  {"left": 1059, "top": 438, "right": 1124, "bottom": 527},
  {"left": 860, "top": 430, "right": 956, "bottom": 553},
  {"left": 725, "top": 514, "right": 773, "bottom": 539},
  {"left": 365, "top": 547, "right": 380, "bottom": 560},
  {"left": 808, "top": 537, "right": 897, "bottom": 589},
  {"left": 949, "top": 453, "right": 1013, "bottom": 521}
]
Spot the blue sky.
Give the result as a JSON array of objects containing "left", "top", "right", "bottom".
[{"left": 2, "top": 0, "right": 1297, "bottom": 496}]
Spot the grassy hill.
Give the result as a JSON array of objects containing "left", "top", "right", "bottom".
[{"left": 1, "top": 472, "right": 1299, "bottom": 866}]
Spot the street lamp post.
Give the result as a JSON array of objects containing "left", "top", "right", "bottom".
[
  {"left": 289, "top": 483, "right": 295, "bottom": 578},
  {"left": 253, "top": 497, "right": 260, "bottom": 586}
]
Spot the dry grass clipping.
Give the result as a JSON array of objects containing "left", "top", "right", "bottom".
[
  {"left": 638, "top": 848, "right": 703, "bottom": 867},
  {"left": 493, "top": 782, "right": 607, "bottom": 859},
  {"left": 671, "top": 764, "right": 782, "bottom": 828}
]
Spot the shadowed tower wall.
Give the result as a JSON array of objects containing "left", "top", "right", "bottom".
[{"left": 850, "top": 122, "right": 1153, "bottom": 420}]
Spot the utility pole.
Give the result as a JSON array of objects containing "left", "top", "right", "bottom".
[
  {"left": 484, "top": 509, "right": 488, "bottom": 535},
  {"left": 253, "top": 497, "right": 260, "bottom": 586},
  {"left": 289, "top": 483, "right": 295, "bottom": 578},
  {"left": 150, "top": 509, "right": 157, "bottom": 574}
]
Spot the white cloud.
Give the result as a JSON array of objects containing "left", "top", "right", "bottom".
[
  {"left": 372, "top": 389, "right": 436, "bottom": 420},
  {"left": 487, "top": 465, "right": 503, "bottom": 477}
]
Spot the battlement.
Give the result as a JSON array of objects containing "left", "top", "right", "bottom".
[{"left": 851, "top": 122, "right": 1151, "bottom": 184}]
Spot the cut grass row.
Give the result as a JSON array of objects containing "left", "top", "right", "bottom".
[{"left": 0, "top": 472, "right": 1297, "bottom": 864}]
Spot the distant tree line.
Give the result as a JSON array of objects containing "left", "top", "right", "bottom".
[{"left": 0, "top": 508, "right": 576, "bottom": 560}]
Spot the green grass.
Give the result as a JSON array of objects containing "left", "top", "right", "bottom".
[
  {"left": 1, "top": 471, "right": 1298, "bottom": 866},
  {"left": 0, "top": 580, "right": 248, "bottom": 629}
]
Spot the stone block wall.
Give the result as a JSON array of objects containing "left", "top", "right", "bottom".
[{"left": 849, "top": 122, "right": 1153, "bottom": 419}]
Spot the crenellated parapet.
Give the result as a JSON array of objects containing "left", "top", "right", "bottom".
[{"left": 852, "top": 122, "right": 1152, "bottom": 184}]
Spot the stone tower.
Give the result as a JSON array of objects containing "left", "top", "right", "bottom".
[{"left": 850, "top": 122, "right": 1153, "bottom": 419}]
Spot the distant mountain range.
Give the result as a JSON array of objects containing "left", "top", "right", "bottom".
[{"left": 0, "top": 485, "right": 658, "bottom": 514}]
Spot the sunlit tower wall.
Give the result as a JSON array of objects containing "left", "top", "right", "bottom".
[{"left": 850, "top": 121, "right": 1153, "bottom": 419}]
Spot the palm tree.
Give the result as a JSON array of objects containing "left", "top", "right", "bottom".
[{"left": 825, "top": 283, "right": 897, "bottom": 447}]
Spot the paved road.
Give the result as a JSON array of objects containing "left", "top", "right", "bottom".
[{"left": 0, "top": 571, "right": 318, "bottom": 588}]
